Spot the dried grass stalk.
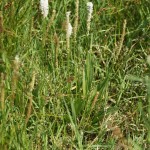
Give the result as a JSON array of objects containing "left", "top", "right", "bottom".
[
  {"left": 0, "top": 11, "right": 3, "bottom": 33},
  {"left": 10, "top": 56, "right": 20, "bottom": 105},
  {"left": 54, "top": 32, "right": 59, "bottom": 67},
  {"left": 116, "top": 19, "right": 127, "bottom": 60},
  {"left": 73, "top": 0, "right": 79, "bottom": 39},
  {"left": 0, "top": 73, "right": 5, "bottom": 111},
  {"left": 26, "top": 71, "right": 36, "bottom": 124}
]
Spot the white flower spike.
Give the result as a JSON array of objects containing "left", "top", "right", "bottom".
[
  {"left": 66, "top": 11, "right": 72, "bottom": 38},
  {"left": 66, "top": 11, "right": 72, "bottom": 50},
  {"left": 68, "top": 23, "right": 73, "bottom": 37},
  {"left": 66, "top": 11, "right": 71, "bottom": 19},
  {"left": 40, "top": 0, "right": 49, "bottom": 18},
  {"left": 87, "top": 2, "right": 93, "bottom": 14},
  {"left": 87, "top": 2, "right": 93, "bottom": 35},
  {"left": 15, "top": 55, "right": 19, "bottom": 63}
]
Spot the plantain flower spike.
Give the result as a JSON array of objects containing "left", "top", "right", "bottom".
[
  {"left": 40, "top": 0, "right": 49, "bottom": 18},
  {"left": 87, "top": 2, "right": 93, "bottom": 34},
  {"left": 66, "top": 11, "right": 72, "bottom": 38}
]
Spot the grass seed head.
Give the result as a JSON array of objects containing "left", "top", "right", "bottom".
[{"left": 0, "top": 11, "right": 3, "bottom": 33}]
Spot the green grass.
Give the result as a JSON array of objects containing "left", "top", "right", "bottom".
[{"left": 0, "top": 0, "right": 150, "bottom": 149}]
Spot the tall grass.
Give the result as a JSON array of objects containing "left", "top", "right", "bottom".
[{"left": 0, "top": 0, "right": 150, "bottom": 149}]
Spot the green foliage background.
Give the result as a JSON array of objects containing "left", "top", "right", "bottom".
[{"left": 0, "top": 0, "right": 150, "bottom": 149}]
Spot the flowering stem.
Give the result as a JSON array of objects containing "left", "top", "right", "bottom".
[
  {"left": 73, "top": 0, "right": 79, "bottom": 40},
  {"left": 40, "top": 0, "right": 49, "bottom": 18},
  {"left": 66, "top": 12, "right": 71, "bottom": 51},
  {"left": 87, "top": 2, "right": 93, "bottom": 35}
]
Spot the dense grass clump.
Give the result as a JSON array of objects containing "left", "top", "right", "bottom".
[{"left": 0, "top": 0, "right": 150, "bottom": 149}]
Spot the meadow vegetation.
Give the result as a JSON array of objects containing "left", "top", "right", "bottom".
[{"left": 0, "top": 0, "right": 150, "bottom": 149}]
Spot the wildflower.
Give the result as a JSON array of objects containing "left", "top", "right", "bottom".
[
  {"left": 68, "top": 23, "right": 73, "bottom": 37},
  {"left": 66, "top": 11, "right": 72, "bottom": 50},
  {"left": 40, "top": 0, "right": 49, "bottom": 18},
  {"left": 87, "top": 2, "right": 93, "bottom": 14},
  {"left": 66, "top": 11, "right": 72, "bottom": 37},
  {"left": 87, "top": 2, "right": 93, "bottom": 35}
]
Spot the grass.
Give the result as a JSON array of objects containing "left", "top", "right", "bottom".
[{"left": 0, "top": 0, "right": 150, "bottom": 149}]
